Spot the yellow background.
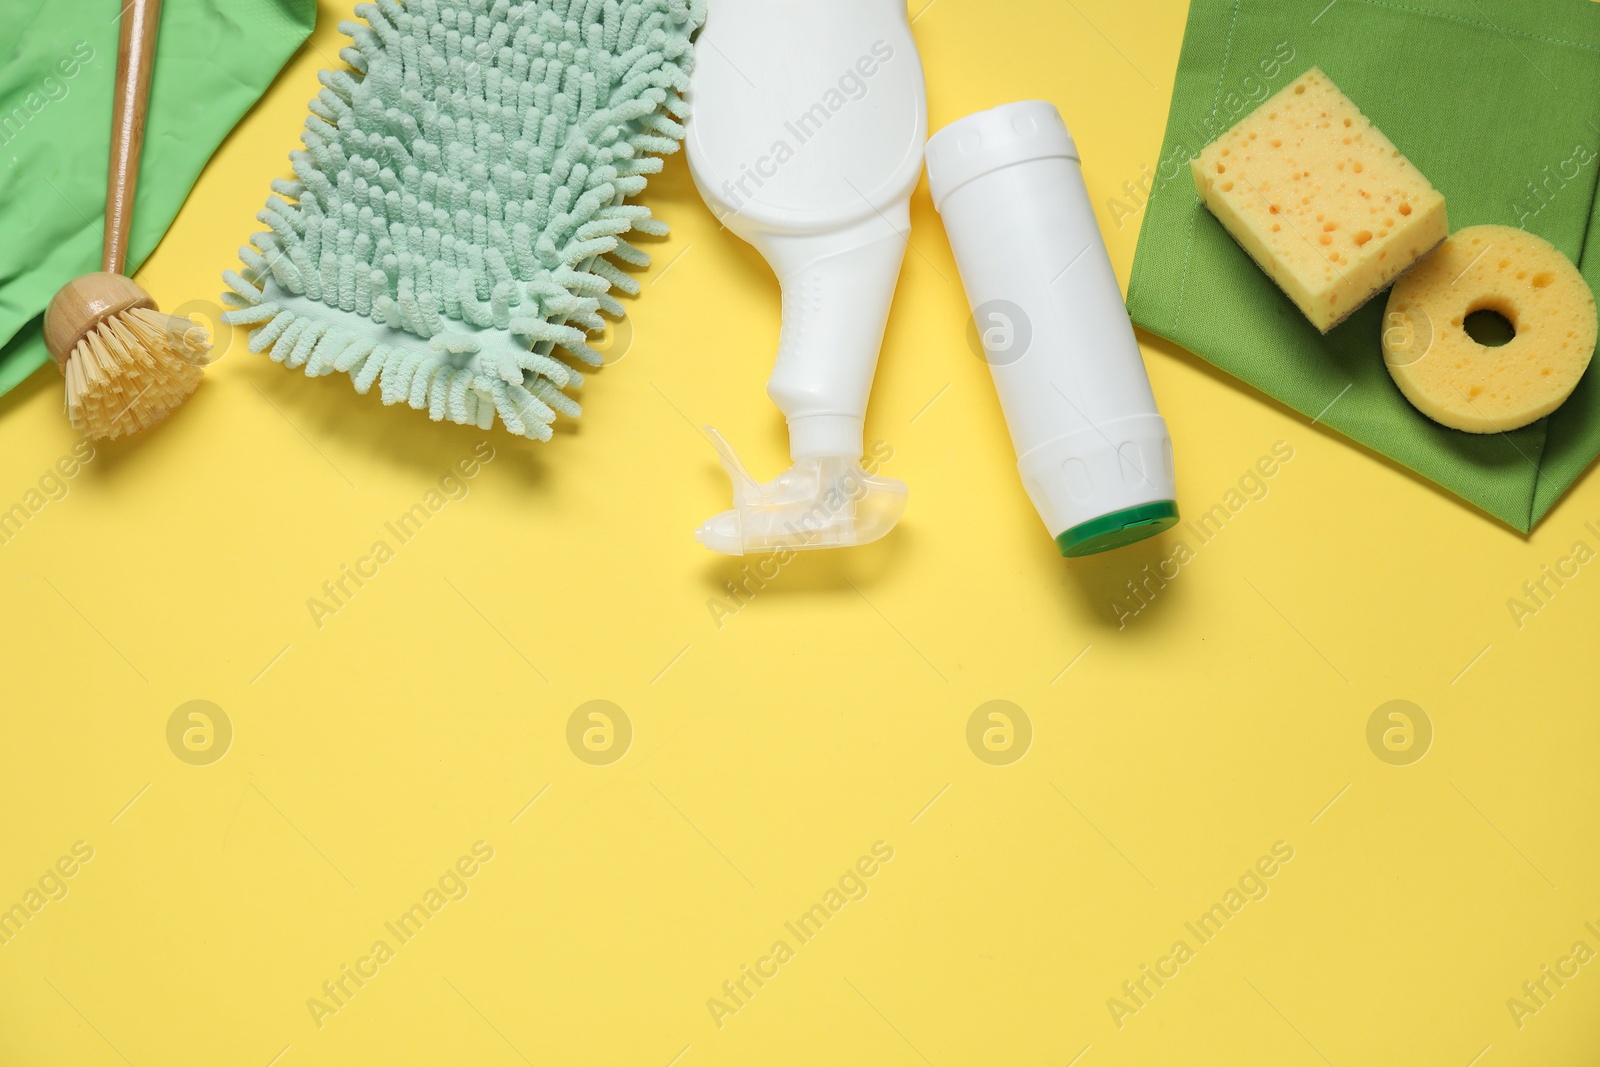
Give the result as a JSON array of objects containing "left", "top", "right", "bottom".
[{"left": 3, "top": 1, "right": 1599, "bottom": 1064}]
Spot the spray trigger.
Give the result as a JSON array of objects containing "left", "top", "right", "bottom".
[
  {"left": 693, "top": 428, "right": 909, "bottom": 557},
  {"left": 704, "top": 426, "right": 763, "bottom": 507}
]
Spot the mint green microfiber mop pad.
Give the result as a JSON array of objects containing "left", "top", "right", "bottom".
[
  {"left": 1127, "top": 0, "right": 1600, "bottom": 532},
  {"left": 222, "top": 0, "right": 704, "bottom": 440},
  {"left": 0, "top": 0, "right": 313, "bottom": 402}
]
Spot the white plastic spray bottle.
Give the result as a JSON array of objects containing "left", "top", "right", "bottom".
[{"left": 684, "top": 0, "right": 926, "bottom": 555}]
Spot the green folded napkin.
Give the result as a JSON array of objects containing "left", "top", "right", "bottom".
[
  {"left": 1128, "top": 0, "right": 1600, "bottom": 532},
  {"left": 0, "top": 0, "right": 314, "bottom": 399}
]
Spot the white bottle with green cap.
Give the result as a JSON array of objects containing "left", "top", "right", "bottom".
[{"left": 926, "top": 101, "right": 1179, "bottom": 557}]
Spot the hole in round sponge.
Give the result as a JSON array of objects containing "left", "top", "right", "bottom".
[{"left": 1464, "top": 308, "right": 1516, "bottom": 348}]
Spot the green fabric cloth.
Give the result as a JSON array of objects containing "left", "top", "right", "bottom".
[
  {"left": 1128, "top": 0, "right": 1600, "bottom": 532},
  {"left": 0, "top": 0, "right": 314, "bottom": 398}
]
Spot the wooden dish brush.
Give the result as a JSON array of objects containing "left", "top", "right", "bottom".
[{"left": 43, "top": 0, "right": 210, "bottom": 441}]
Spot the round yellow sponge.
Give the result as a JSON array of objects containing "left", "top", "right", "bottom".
[{"left": 1382, "top": 224, "right": 1597, "bottom": 433}]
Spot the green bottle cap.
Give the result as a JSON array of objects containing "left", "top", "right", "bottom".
[{"left": 1055, "top": 500, "right": 1178, "bottom": 558}]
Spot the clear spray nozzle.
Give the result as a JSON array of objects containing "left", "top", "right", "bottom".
[{"left": 694, "top": 427, "right": 908, "bottom": 556}]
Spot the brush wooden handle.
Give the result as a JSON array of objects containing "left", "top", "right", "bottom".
[{"left": 104, "top": 0, "right": 162, "bottom": 276}]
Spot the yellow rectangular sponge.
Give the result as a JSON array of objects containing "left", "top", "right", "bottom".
[{"left": 1190, "top": 67, "right": 1448, "bottom": 333}]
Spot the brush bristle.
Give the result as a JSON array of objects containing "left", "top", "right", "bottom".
[{"left": 64, "top": 308, "right": 212, "bottom": 440}]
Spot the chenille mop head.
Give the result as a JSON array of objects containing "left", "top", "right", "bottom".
[{"left": 222, "top": 0, "right": 704, "bottom": 439}]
